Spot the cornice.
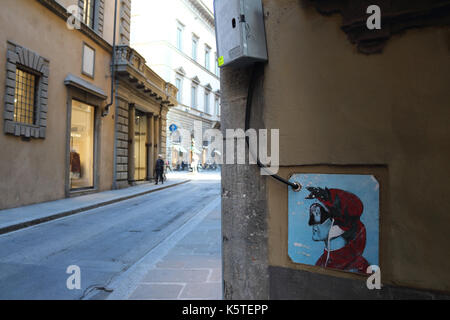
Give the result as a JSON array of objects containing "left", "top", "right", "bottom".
[
  {"left": 186, "top": 0, "right": 215, "bottom": 29},
  {"left": 309, "top": 0, "right": 450, "bottom": 54},
  {"left": 36, "top": 0, "right": 112, "bottom": 53}
]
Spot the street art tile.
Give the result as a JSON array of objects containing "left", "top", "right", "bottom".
[{"left": 288, "top": 174, "right": 379, "bottom": 275}]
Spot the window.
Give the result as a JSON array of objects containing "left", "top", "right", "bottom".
[
  {"left": 82, "top": 43, "right": 95, "bottom": 78},
  {"left": 134, "top": 111, "right": 148, "bottom": 181},
  {"left": 70, "top": 100, "right": 95, "bottom": 189},
  {"left": 215, "top": 52, "right": 219, "bottom": 76},
  {"left": 191, "top": 85, "right": 197, "bottom": 108},
  {"left": 215, "top": 97, "right": 220, "bottom": 116},
  {"left": 192, "top": 36, "right": 198, "bottom": 61},
  {"left": 79, "top": 0, "right": 104, "bottom": 35},
  {"left": 14, "top": 68, "right": 38, "bottom": 125},
  {"left": 204, "top": 91, "right": 210, "bottom": 114},
  {"left": 83, "top": 0, "right": 96, "bottom": 29},
  {"left": 205, "top": 46, "right": 211, "bottom": 70},
  {"left": 175, "top": 77, "right": 182, "bottom": 102},
  {"left": 176, "top": 23, "right": 184, "bottom": 51},
  {"left": 4, "top": 41, "right": 49, "bottom": 139}
]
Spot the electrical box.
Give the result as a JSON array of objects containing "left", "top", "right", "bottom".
[{"left": 214, "top": 0, "right": 268, "bottom": 68}]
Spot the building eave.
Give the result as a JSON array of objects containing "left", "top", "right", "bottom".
[{"left": 36, "top": 0, "right": 112, "bottom": 53}]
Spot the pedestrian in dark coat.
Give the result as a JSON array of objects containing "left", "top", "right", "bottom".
[{"left": 155, "top": 154, "right": 165, "bottom": 185}]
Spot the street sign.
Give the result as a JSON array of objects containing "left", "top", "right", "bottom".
[{"left": 169, "top": 124, "right": 178, "bottom": 132}]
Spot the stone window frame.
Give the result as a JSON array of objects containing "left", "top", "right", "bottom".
[
  {"left": 4, "top": 41, "right": 49, "bottom": 139},
  {"left": 78, "top": 0, "right": 105, "bottom": 36}
]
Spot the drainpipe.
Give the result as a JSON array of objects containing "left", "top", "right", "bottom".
[
  {"left": 108, "top": 0, "right": 119, "bottom": 189},
  {"left": 102, "top": 0, "right": 118, "bottom": 117}
]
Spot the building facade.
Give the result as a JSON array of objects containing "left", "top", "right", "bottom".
[
  {"left": 130, "top": 0, "right": 220, "bottom": 169},
  {"left": 0, "top": 0, "right": 176, "bottom": 209}
]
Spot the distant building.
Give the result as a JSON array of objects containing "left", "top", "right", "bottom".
[{"left": 131, "top": 0, "right": 220, "bottom": 170}]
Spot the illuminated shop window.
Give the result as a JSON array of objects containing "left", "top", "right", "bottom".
[{"left": 70, "top": 100, "right": 95, "bottom": 190}]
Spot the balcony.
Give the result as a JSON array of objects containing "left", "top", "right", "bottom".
[{"left": 114, "top": 45, "right": 178, "bottom": 107}]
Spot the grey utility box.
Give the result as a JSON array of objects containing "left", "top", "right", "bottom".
[{"left": 214, "top": 0, "right": 268, "bottom": 68}]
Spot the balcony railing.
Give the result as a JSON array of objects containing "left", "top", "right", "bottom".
[{"left": 114, "top": 45, "right": 178, "bottom": 106}]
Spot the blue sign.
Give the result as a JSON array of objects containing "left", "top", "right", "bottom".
[
  {"left": 288, "top": 174, "right": 379, "bottom": 275},
  {"left": 169, "top": 124, "right": 178, "bottom": 132}
]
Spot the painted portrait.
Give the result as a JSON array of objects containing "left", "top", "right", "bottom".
[{"left": 288, "top": 174, "right": 379, "bottom": 275}]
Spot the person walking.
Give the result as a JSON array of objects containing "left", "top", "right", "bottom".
[
  {"left": 155, "top": 154, "right": 165, "bottom": 185},
  {"left": 192, "top": 153, "right": 199, "bottom": 174}
]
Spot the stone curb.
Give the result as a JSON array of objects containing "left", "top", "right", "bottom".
[{"left": 0, "top": 180, "right": 191, "bottom": 236}]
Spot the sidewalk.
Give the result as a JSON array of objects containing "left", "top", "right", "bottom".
[
  {"left": 105, "top": 197, "right": 222, "bottom": 300},
  {"left": 0, "top": 177, "right": 189, "bottom": 235}
]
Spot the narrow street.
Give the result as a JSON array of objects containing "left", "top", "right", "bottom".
[{"left": 0, "top": 173, "right": 221, "bottom": 300}]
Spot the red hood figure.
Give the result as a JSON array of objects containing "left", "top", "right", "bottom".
[{"left": 306, "top": 187, "right": 369, "bottom": 274}]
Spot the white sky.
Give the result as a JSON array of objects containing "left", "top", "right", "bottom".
[{"left": 201, "top": 0, "right": 214, "bottom": 13}]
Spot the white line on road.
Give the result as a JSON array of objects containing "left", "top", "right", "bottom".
[{"left": 99, "top": 196, "right": 221, "bottom": 300}]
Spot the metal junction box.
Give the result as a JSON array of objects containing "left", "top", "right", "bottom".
[{"left": 214, "top": 0, "right": 268, "bottom": 68}]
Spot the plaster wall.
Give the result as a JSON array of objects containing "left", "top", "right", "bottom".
[
  {"left": 261, "top": 0, "right": 450, "bottom": 293},
  {"left": 221, "top": 0, "right": 450, "bottom": 298},
  {"left": 0, "top": 0, "right": 114, "bottom": 209}
]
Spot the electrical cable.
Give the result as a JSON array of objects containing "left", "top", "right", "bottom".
[{"left": 244, "top": 63, "right": 301, "bottom": 192}]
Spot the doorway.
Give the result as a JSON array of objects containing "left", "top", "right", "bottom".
[
  {"left": 70, "top": 100, "right": 95, "bottom": 190},
  {"left": 134, "top": 110, "right": 148, "bottom": 181}
]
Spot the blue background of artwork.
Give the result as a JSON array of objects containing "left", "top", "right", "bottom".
[{"left": 288, "top": 174, "right": 379, "bottom": 270}]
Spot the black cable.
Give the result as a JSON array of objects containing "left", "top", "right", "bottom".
[{"left": 244, "top": 63, "right": 301, "bottom": 191}]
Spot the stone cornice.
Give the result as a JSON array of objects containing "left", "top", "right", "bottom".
[
  {"left": 187, "top": 0, "right": 215, "bottom": 29},
  {"left": 36, "top": 0, "right": 112, "bottom": 52},
  {"left": 308, "top": 0, "right": 450, "bottom": 54},
  {"left": 115, "top": 45, "right": 178, "bottom": 107}
]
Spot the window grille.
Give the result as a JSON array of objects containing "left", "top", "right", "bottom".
[{"left": 14, "top": 68, "right": 38, "bottom": 125}]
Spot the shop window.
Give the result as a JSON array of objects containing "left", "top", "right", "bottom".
[
  {"left": 70, "top": 100, "right": 95, "bottom": 190},
  {"left": 134, "top": 112, "right": 148, "bottom": 181}
]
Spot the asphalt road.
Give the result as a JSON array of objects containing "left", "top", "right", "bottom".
[{"left": 0, "top": 177, "right": 220, "bottom": 300}]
